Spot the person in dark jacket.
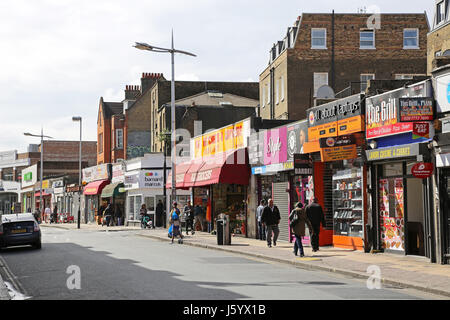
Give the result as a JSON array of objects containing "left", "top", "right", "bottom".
[
  {"left": 51, "top": 205, "right": 58, "bottom": 224},
  {"left": 305, "top": 197, "right": 325, "bottom": 252},
  {"left": 289, "top": 202, "right": 314, "bottom": 257},
  {"left": 261, "top": 199, "right": 281, "bottom": 248},
  {"left": 184, "top": 202, "right": 194, "bottom": 235},
  {"left": 103, "top": 203, "right": 113, "bottom": 227},
  {"left": 156, "top": 200, "right": 164, "bottom": 227}
]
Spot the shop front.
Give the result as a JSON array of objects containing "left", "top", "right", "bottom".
[
  {"left": 82, "top": 163, "right": 111, "bottom": 224},
  {"left": 20, "top": 164, "right": 37, "bottom": 212},
  {"left": 65, "top": 184, "right": 82, "bottom": 222},
  {"left": 0, "top": 181, "right": 20, "bottom": 214},
  {"left": 303, "top": 94, "right": 367, "bottom": 249},
  {"left": 365, "top": 80, "right": 436, "bottom": 259}
]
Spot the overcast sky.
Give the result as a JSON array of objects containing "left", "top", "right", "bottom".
[{"left": 0, "top": 0, "right": 435, "bottom": 153}]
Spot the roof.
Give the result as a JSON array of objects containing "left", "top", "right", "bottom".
[
  {"left": 164, "top": 91, "right": 259, "bottom": 108},
  {"left": 103, "top": 101, "right": 123, "bottom": 118},
  {"left": 1, "top": 213, "right": 35, "bottom": 224}
]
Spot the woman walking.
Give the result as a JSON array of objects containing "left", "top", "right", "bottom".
[{"left": 289, "top": 202, "right": 314, "bottom": 257}]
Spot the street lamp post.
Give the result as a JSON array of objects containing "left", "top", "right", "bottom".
[
  {"left": 72, "top": 117, "right": 82, "bottom": 229},
  {"left": 24, "top": 129, "right": 53, "bottom": 221},
  {"left": 134, "top": 33, "right": 196, "bottom": 212}
]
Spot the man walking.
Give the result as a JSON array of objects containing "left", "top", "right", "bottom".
[
  {"left": 156, "top": 199, "right": 164, "bottom": 227},
  {"left": 305, "top": 197, "right": 325, "bottom": 252},
  {"left": 184, "top": 202, "right": 194, "bottom": 235},
  {"left": 261, "top": 199, "right": 281, "bottom": 248},
  {"left": 256, "top": 200, "right": 266, "bottom": 241}
]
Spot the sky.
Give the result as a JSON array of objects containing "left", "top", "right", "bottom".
[{"left": 0, "top": 0, "right": 436, "bottom": 153}]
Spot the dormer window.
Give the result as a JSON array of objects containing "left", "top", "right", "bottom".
[{"left": 437, "top": 1, "right": 446, "bottom": 25}]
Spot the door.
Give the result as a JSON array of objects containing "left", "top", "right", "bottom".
[{"left": 272, "top": 181, "right": 290, "bottom": 242}]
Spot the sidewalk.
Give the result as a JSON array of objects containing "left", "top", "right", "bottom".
[{"left": 40, "top": 223, "right": 450, "bottom": 298}]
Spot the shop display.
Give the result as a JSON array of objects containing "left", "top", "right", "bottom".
[
  {"left": 332, "top": 168, "right": 364, "bottom": 238},
  {"left": 379, "top": 178, "right": 405, "bottom": 251}
]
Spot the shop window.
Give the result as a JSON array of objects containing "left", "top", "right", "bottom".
[
  {"left": 382, "top": 163, "right": 403, "bottom": 177},
  {"left": 144, "top": 196, "right": 155, "bottom": 212}
]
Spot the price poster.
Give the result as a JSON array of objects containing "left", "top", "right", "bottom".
[{"left": 379, "top": 178, "right": 405, "bottom": 251}]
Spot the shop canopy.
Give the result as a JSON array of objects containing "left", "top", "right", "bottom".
[
  {"left": 101, "top": 182, "right": 125, "bottom": 198},
  {"left": 34, "top": 191, "right": 51, "bottom": 197},
  {"left": 83, "top": 179, "right": 109, "bottom": 195},
  {"left": 166, "top": 161, "right": 193, "bottom": 189},
  {"left": 167, "top": 149, "right": 250, "bottom": 189}
]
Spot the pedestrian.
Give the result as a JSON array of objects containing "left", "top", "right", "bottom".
[
  {"left": 170, "top": 201, "right": 182, "bottom": 243},
  {"left": 33, "top": 208, "right": 41, "bottom": 224},
  {"left": 139, "top": 203, "right": 148, "bottom": 228},
  {"left": 256, "top": 199, "right": 266, "bottom": 241},
  {"left": 183, "top": 202, "right": 194, "bottom": 235},
  {"left": 115, "top": 204, "right": 123, "bottom": 226},
  {"left": 194, "top": 205, "right": 204, "bottom": 232},
  {"left": 156, "top": 199, "right": 164, "bottom": 227},
  {"left": 103, "top": 203, "right": 113, "bottom": 227},
  {"left": 305, "top": 197, "right": 325, "bottom": 252},
  {"left": 51, "top": 205, "right": 58, "bottom": 224},
  {"left": 261, "top": 198, "right": 281, "bottom": 248},
  {"left": 289, "top": 202, "right": 313, "bottom": 257},
  {"left": 44, "top": 206, "right": 51, "bottom": 223}
]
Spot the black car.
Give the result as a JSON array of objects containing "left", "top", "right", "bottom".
[{"left": 0, "top": 213, "right": 41, "bottom": 250}]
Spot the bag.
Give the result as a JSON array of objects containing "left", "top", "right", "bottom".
[{"left": 289, "top": 210, "right": 299, "bottom": 228}]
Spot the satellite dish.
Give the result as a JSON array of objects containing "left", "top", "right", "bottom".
[{"left": 316, "top": 85, "right": 335, "bottom": 99}]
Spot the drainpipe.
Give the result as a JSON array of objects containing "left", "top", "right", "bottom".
[{"left": 331, "top": 10, "right": 335, "bottom": 91}]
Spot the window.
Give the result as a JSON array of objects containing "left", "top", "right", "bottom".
[
  {"left": 360, "top": 74, "right": 375, "bottom": 92},
  {"left": 360, "top": 30, "right": 375, "bottom": 49},
  {"left": 403, "top": 29, "right": 419, "bottom": 49},
  {"left": 437, "top": 1, "right": 445, "bottom": 25},
  {"left": 313, "top": 72, "right": 328, "bottom": 97},
  {"left": 98, "top": 133, "right": 103, "bottom": 154},
  {"left": 116, "top": 129, "right": 123, "bottom": 149},
  {"left": 262, "top": 86, "right": 266, "bottom": 108},
  {"left": 311, "top": 28, "right": 327, "bottom": 49},
  {"left": 280, "top": 76, "right": 285, "bottom": 102},
  {"left": 267, "top": 79, "right": 271, "bottom": 104},
  {"left": 275, "top": 78, "right": 279, "bottom": 105}
]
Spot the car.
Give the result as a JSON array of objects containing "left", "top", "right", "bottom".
[{"left": 0, "top": 213, "right": 42, "bottom": 250}]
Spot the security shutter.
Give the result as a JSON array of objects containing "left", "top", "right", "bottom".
[
  {"left": 273, "top": 182, "right": 290, "bottom": 242},
  {"left": 323, "top": 165, "right": 334, "bottom": 230}
]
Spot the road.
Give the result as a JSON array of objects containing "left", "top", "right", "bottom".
[{"left": 0, "top": 226, "right": 444, "bottom": 300}]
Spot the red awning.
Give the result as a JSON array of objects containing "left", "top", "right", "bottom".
[
  {"left": 166, "top": 161, "right": 193, "bottom": 189},
  {"left": 83, "top": 179, "right": 110, "bottom": 195},
  {"left": 187, "top": 149, "right": 250, "bottom": 187},
  {"left": 34, "top": 191, "right": 51, "bottom": 197}
]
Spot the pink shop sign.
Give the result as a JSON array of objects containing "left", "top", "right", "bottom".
[{"left": 264, "top": 127, "right": 287, "bottom": 165}]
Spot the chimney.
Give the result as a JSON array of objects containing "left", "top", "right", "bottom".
[
  {"left": 124, "top": 85, "right": 141, "bottom": 100},
  {"left": 141, "top": 72, "right": 164, "bottom": 93}
]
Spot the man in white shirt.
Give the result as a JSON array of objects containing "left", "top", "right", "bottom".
[
  {"left": 44, "top": 206, "right": 51, "bottom": 223},
  {"left": 256, "top": 200, "right": 266, "bottom": 241}
]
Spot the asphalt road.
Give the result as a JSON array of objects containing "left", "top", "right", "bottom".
[{"left": 0, "top": 227, "right": 443, "bottom": 300}]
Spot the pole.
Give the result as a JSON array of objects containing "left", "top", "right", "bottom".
[
  {"left": 171, "top": 30, "right": 177, "bottom": 206},
  {"left": 40, "top": 128, "right": 43, "bottom": 222},
  {"left": 163, "top": 140, "right": 167, "bottom": 228},
  {"left": 78, "top": 119, "right": 82, "bottom": 229}
]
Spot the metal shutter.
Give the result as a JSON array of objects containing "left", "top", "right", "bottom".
[{"left": 273, "top": 181, "right": 290, "bottom": 242}]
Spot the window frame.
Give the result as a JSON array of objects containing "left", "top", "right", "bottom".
[
  {"left": 437, "top": 1, "right": 446, "bottom": 25},
  {"left": 280, "top": 76, "right": 285, "bottom": 102},
  {"left": 311, "top": 28, "right": 327, "bottom": 49},
  {"left": 116, "top": 129, "right": 124, "bottom": 150},
  {"left": 360, "top": 30, "right": 376, "bottom": 50},
  {"left": 403, "top": 28, "right": 419, "bottom": 49},
  {"left": 262, "top": 85, "right": 266, "bottom": 108},
  {"left": 275, "top": 78, "right": 279, "bottom": 105},
  {"left": 313, "top": 72, "right": 329, "bottom": 97}
]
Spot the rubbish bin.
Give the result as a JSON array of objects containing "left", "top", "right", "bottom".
[
  {"left": 223, "top": 215, "right": 231, "bottom": 245},
  {"left": 217, "top": 219, "right": 224, "bottom": 245}
]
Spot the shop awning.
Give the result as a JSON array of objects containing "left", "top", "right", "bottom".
[
  {"left": 34, "top": 191, "right": 51, "bottom": 197},
  {"left": 83, "top": 179, "right": 109, "bottom": 195},
  {"left": 187, "top": 149, "right": 250, "bottom": 187},
  {"left": 166, "top": 161, "right": 193, "bottom": 189},
  {"left": 101, "top": 182, "right": 124, "bottom": 198}
]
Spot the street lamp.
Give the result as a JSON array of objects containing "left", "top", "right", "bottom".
[
  {"left": 134, "top": 32, "right": 196, "bottom": 212},
  {"left": 72, "top": 116, "right": 82, "bottom": 229},
  {"left": 24, "top": 129, "right": 53, "bottom": 221}
]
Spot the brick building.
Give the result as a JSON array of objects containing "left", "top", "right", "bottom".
[
  {"left": 97, "top": 97, "right": 125, "bottom": 164},
  {"left": 260, "top": 12, "right": 429, "bottom": 121},
  {"left": 428, "top": 0, "right": 450, "bottom": 74}
]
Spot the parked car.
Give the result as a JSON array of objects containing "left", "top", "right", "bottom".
[{"left": 0, "top": 213, "right": 42, "bottom": 250}]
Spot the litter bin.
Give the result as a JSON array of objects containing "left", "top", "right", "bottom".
[{"left": 217, "top": 219, "right": 224, "bottom": 245}]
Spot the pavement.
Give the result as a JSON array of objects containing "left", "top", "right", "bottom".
[{"left": 2, "top": 221, "right": 450, "bottom": 299}]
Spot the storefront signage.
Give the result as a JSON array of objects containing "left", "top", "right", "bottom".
[
  {"left": 248, "top": 131, "right": 264, "bottom": 166},
  {"left": 399, "top": 98, "right": 434, "bottom": 122},
  {"left": 294, "top": 154, "right": 313, "bottom": 175},
  {"left": 66, "top": 185, "right": 82, "bottom": 193},
  {"left": 366, "top": 81, "right": 430, "bottom": 139},
  {"left": 194, "top": 119, "right": 250, "bottom": 159},
  {"left": 21, "top": 164, "right": 37, "bottom": 189},
  {"left": 112, "top": 163, "right": 125, "bottom": 183},
  {"left": 411, "top": 162, "right": 434, "bottom": 179},
  {"left": 366, "top": 143, "right": 421, "bottom": 161},
  {"left": 319, "top": 135, "right": 357, "bottom": 162},
  {"left": 435, "top": 73, "right": 450, "bottom": 113},
  {"left": 52, "top": 180, "right": 64, "bottom": 188},
  {"left": 54, "top": 187, "right": 64, "bottom": 194},
  {"left": 264, "top": 127, "right": 287, "bottom": 165},
  {"left": 412, "top": 122, "right": 430, "bottom": 139},
  {"left": 287, "top": 121, "right": 308, "bottom": 160},
  {"left": 307, "top": 94, "right": 364, "bottom": 142},
  {"left": 125, "top": 170, "right": 164, "bottom": 190},
  {"left": 441, "top": 116, "right": 450, "bottom": 134},
  {"left": 82, "top": 164, "right": 110, "bottom": 184}
]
